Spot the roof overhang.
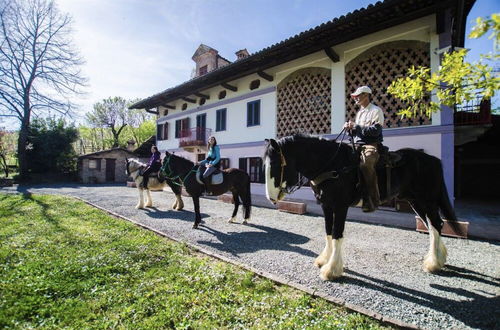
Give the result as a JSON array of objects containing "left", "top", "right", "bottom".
[{"left": 129, "top": 0, "right": 475, "bottom": 110}]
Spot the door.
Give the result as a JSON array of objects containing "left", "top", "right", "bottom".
[
  {"left": 196, "top": 113, "right": 206, "bottom": 142},
  {"left": 105, "top": 159, "right": 116, "bottom": 182}
]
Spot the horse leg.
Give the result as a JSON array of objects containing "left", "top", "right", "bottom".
[
  {"left": 172, "top": 194, "right": 184, "bottom": 210},
  {"left": 192, "top": 195, "right": 202, "bottom": 229},
  {"left": 228, "top": 191, "right": 239, "bottom": 223},
  {"left": 314, "top": 205, "right": 333, "bottom": 268},
  {"left": 242, "top": 180, "right": 252, "bottom": 224},
  {"left": 422, "top": 205, "right": 447, "bottom": 273},
  {"left": 136, "top": 187, "right": 145, "bottom": 209},
  {"left": 145, "top": 189, "right": 153, "bottom": 207},
  {"left": 320, "top": 205, "right": 348, "bottom": 281}
]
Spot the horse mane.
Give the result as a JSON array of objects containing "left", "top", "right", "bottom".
[{"left": 265, "top": 134, "right": 348, "bottom": 158}]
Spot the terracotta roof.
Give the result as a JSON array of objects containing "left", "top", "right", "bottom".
[
  {"left": 129, "top": 0, "right": 475, "bottom": 110},
  {"left": 78, "top": 148, "right": 136, "bottom": 159}
]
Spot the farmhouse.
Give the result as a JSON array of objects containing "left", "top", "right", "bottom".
[{"left": 130, "top": 0, "right": 485, "bottom": 203}]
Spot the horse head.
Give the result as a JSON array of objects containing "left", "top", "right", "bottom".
[
  {"left": 263, "top": 138, "right": 299, "bottom": 204},
  {"left": 125, "top": 158, "right": 143, "bottom": 176}
]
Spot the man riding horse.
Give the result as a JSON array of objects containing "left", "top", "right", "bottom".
[{"left": 344, "top": 85, "right": 384, "bottom": 213}]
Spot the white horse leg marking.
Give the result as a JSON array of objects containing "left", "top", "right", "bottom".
[
  {"left": 145, "top": 189, "right": 153, "bottom": 207},
  {"left": 228, "top": 216, "right": 236, "bottom": 223},
  {"left": 264, "top": 157, "right": 280, "bottom": 202},
  {"left": 320, "top": 238, "right": 344, "bottom": 280},
  {"left": 175, "top": 195, "right": 184, "bottom": 210},
  {"left": 315, "top": 235, "right": 333, "bottom": 267},
  {"left": 136, "top": 188, "right": 144, "bottom": 209},
  {"left": 242, "top": 216, "right": 250, "bottom": 224},
  {"left": 423, "top": 222, "right": 447, "bottom": 273}
]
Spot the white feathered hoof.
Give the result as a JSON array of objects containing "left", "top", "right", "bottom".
[
  {"left": 136, "top": 204, "right": 144, "bottom": 209},
  {"left": 242, "top": 217, "right": 250, "bottom": 224},
  {"left": 319, "top": 263, "right": 343, "bottom": 281},
  {"left": 314, "top": 254, "right": 328, "bottom": 268},
  {"left": 145, "top": 202, "right": 153, "bottom": 207},
  {"left": 228, "top": 217, "right": 236, "bottom": 223},
  {"left": 423, "top": 245, "right": 447, "bottom": 273}
]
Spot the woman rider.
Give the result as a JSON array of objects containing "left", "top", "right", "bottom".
[
  {"left": 142, "top": 145, "right": 161, "bottom": 189},
  {"left": 199, "top": 136, "right": 220, "bottom": 193}
]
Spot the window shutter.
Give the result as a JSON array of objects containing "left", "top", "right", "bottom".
[{"left": 239, "top": 158, "right": 247, "bottom": 172}]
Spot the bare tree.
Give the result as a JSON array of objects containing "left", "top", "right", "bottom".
[
  {"left": 85, "top": 97, "right": 130, "bottom": 148},
  {"left": 0, "top": 0, "right": 87, "bottom": 179}
]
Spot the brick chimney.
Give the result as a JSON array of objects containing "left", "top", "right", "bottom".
[{"left": 235, "top": 49, "right": 249, "bottom": 60}]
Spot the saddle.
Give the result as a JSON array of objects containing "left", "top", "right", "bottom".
[
  {"left": 376, "top": 145, "right": 403, "bottom": 169},
  {"left": 196, "top": 167, "right": 224, "bottom": 185},
  {"left": 139, "top": 169, "right": 165, "bottom": 183}
]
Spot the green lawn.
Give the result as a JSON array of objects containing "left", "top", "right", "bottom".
[{"left": 0, "top": 193, "right": 390, "bottom": 329}]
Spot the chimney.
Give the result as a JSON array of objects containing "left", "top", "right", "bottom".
[{"left": 235, "top": 49, "right": 249, "bottom": 60}]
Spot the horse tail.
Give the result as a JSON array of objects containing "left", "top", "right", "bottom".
[{"left": 243, "top": 173, "right": 252, "bottom": 219}]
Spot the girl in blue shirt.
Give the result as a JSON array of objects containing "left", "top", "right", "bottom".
[{"left": 199, "top": 136, "right": 221, "bottom": 181}]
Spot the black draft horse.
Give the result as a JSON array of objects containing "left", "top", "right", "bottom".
[
  {"left": 161, "top": 151, "right": 252, "bottom": 229},
  {"left": 264, "top": 134, "right": 460, "bottom": 281}
]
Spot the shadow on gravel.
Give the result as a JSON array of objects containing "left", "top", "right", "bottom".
[
  {"left": 195, "top": 223, "right": 316, "bottom": 257},
  {"left": 344, "top": 269, "right": 499, "bottom": 329},
  {"left": 142, "top": 207, "right": 210, "bottom": 223}
]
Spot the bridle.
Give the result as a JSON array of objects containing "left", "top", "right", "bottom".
[
  {"left": 274, "top": 146, "right": 308, "bottom": 195},
  {"left": 273, "top": 129, "right": 357, "bottom": 194},
  {"left": 160, "top": 153, "right": 196, "bottom": 186}
]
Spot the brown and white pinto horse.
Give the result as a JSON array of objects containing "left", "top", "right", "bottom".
[
  {"left": 126, "top": 158, "right": 184, "bottom": 210},
  {"left": 264, "top": 134, "right": 461, "bottom": 281}
]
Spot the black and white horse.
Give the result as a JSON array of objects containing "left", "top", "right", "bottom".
[
  {"left": 263, "top": 134, "right": 460, "bottom": 281},
  {"left": 161, "top": 151, "right": 252, "bottom": 229},
  {"left": 126, "top": 158, "right": 184, "bottom": 210}
]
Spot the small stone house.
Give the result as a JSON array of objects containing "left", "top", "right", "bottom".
[{"left": 78, "top": 148, "right": 136, "bottom": 183}]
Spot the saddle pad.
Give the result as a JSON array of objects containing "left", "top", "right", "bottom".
[{"left": 211, "top": 172, "right": 223, "bottom": 185}]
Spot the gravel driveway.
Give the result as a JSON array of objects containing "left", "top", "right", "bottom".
[{"left": 2, "top": 183, "right": 499, "bottom": 329}]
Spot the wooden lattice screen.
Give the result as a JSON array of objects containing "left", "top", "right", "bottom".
[
  {"left": 345, "top": 41, "right": 431, "bottom": 128},
  {"left": 277, "top": 67, "right": 331, "bottom": 138}
]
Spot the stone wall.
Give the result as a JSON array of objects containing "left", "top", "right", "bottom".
[{"left": 79, "top": 150, "right": 132, "bottom": 183}]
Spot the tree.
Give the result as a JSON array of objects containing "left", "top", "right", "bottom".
[
  {"left": 0, "top": 0, "right": 86, "bottom": 180},
  {"left": 0, "top": 128, "right": 11, "bottom": 176},
  {"left": 27, "top": 117, "right": 78, "bottom": 174},
  {"left": 85, "top": 97, "right": 130, "bottom": 148},
  {"left": 387, "top": 14, "right": 499, "bottom": 117}
]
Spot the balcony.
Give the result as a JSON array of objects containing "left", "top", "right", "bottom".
[
  {"left": 179, "top": 127, "right": 212, "bottom": 151},
  {"left": 455, "top": 99, "right": 492, "bottom": 145}
]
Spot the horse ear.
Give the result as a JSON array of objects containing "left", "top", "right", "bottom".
[
  {"left": 264, "top": 139, "right": 270, "bottom": 143},
  {"left": 269, "top": 139, "right": 279, "bottom": 149}
]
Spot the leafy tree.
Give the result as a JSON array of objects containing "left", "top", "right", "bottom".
[
  {"left": 0, "top": 128, "right": 11, "bottom": 176},
  {"left": 27, "top": 117, "right": 78, "bottom": 174},
  {"left": 0, "top": 0, "right": 87, "bottom": 179},
  {"left": 387, "top": 14, "right": 500, "bottom": 117},
  {"left": 86, "top": 97, "right": 131, "bottom": 148},
  {"left": 82, "top": 97, "right": 154, "bottom": 152}
]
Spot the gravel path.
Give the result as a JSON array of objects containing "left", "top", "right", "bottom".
[{"left": 2, "top": 183, "right": 499, "bottom": 329}]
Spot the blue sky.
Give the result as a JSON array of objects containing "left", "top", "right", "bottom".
[{"left": 1, "top": 0, "right": 498, "bottom": 130}]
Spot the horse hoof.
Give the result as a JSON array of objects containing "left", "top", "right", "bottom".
[
  {"left": 193, "top": 224, "right": 199, "bottom": 229},
  {"left": 228, "top": 217, "right": 236, "bottom": 223}
]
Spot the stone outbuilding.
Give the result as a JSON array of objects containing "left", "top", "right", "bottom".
[{"left": 78, "top": 148, "right": 136, "bottom": 183}]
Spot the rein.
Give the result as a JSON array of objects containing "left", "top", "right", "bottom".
[{"left": 160, "top": 154, "right": 197, "bottom": 187}]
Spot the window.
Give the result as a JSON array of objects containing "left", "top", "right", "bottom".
[
  {"left": 175, "top": 118, "right": 190, "bottom": 138},
  {"left": 239, "top": 157, "right": 263, "bottom": 183},
  {"left": 216, "top": 108, "right": 227, "bottom": 132},
  {"left": 157, "top": 123, "right": 168, "bottom": 140},
  {"left": 199, "top": 65, "right": 208, "bottom": 76},
  {"left": 182, "top": 103, "right": 187, "bottom": 110},
  {"left": 247, "top": 100, "right": 260, "bottom": 127},
  {"left": 88, "top": 158, "right": 101, "bottom": 170},
  {"left": 220, "top": 158, "right": 230, "bottom": 169}
]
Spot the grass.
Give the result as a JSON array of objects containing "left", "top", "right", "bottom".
[{"left": 0, "top": 193, "right": 390, "bottom": 329}]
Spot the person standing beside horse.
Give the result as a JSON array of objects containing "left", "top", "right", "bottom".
[
  {"left": 343, "top": 85, "right": 384, "bottom": 213},
  {"left": 199, "top": 136, "right": 221, "bottom": 194},
  {"left": 141, "top": 145, "right": 162, "bottom": 189}
]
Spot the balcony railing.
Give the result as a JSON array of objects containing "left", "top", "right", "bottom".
[
  {"left": 455, "top": 98, "right": 491, "bottom": 126},
  {"left": 179, "top": 127, "right": 212, "bottom": 148}
]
